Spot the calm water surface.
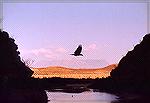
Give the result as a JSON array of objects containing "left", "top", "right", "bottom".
[{"left": 46, "top": 89, "right": 118, "bottom": 103}]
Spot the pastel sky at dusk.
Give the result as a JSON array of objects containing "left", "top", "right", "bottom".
[{"left": 2, "top": 2, "right": 148, "bottom": 68}]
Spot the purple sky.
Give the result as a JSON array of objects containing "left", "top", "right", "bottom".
[{"left": 2, "top": 2, "right": 148, "bottom": 68}]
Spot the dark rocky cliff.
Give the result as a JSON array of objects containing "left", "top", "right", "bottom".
[
  {"left": 0, "top": 30, "right": 48, "bottom": 103},
  {"left": 110, "top": 33, "right": 150, "bottom": 88},
  {"left": 0, "top": 30, "right": 33, "bottom": 78}
]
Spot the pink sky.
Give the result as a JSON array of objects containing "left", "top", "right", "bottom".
[{"left": 2, "top": 2, "right": 148, "bottom": 68}]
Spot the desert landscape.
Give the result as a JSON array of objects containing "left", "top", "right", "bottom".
[{"left": 31, "top": 64, "right": 117, "bottom": 79}]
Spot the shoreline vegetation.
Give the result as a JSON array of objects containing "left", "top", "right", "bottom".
[{"left": 1, "top": 30, "right": 150, "bottom": 103}]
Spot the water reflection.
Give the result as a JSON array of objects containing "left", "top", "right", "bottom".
[{"left": 46, "top": 90, "right": 118, "bottom": 103}]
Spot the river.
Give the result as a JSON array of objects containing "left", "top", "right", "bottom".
[{"left": 46, "top": 89, "right": 118, "bottom": 103}]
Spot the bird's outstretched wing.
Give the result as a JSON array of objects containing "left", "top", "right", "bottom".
[{"left": 74, "top": 45, "right": 82, "bottom": 55}]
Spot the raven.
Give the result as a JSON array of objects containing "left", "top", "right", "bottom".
[{"left": 70, "top": 45, "right": 83, "bottom": 56}]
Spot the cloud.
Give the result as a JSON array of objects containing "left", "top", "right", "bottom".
[
  {"left": 55, "top": 47, "right": 67, "bottom": 53},
  {"left": 20, "top": 47, "right": 67, "bottom": 59},
  {"left": 85, "top": 43, "right": 97, "bottom": 51},
  {"left": 31, "top": 48, "right": 50, "bottom": 55}
]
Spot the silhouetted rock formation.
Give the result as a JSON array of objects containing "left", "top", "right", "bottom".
[
  {"left": 0, "top": 30, "right": 33, "bottom": 79},
  {"left": 0, "top": 30, "right": 48, "bottom": 103},
  {"left": 110, "top": 33, "right": 150, "bottom": 90}
]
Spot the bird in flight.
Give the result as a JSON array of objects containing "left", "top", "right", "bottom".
[{"left": 70, "top": 45, "right": 83, "bottom": 56}]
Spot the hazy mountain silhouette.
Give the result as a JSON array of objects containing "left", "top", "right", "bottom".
[{"left": 33, "top": 59, "right": 109, "bottom": 68}]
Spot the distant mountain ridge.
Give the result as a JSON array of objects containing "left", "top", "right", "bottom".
[{"left": 31, "top": 64, "right": 117, "bottom": 79}]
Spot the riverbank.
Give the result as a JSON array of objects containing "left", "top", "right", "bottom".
[
  {"left": 0, "top": 89, "right": 48, "bottom": 103},
  {"left": 113, "top": 92, "right": 150, "bottom": 103}
]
